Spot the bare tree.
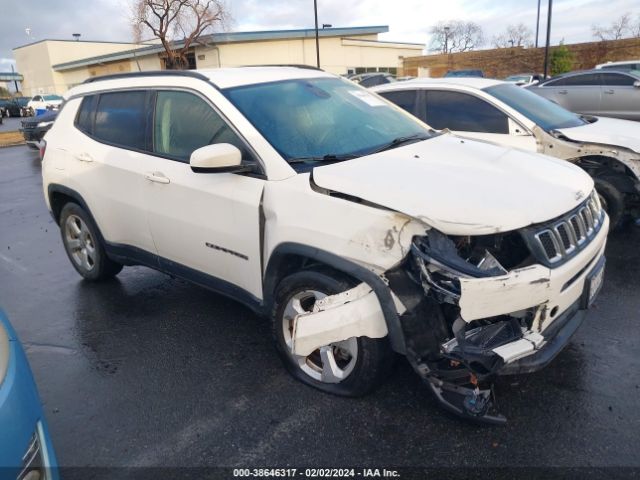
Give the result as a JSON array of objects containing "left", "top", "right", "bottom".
[
  {"left": 429, "top": 20, "right": 484, "bottom": 53},
  {"left": 631, "top": 13, "right": 640, "bottom": 37},
  {"left": 132, "top": 0, "right": 229, "bottom": 69},
  {"left": 492, "top": 23, "right": 533, "bottom": 48},
  {"left": 592, "top": 12, "right": 632, "bottom": 41}
]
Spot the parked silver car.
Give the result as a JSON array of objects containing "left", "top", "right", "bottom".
[{"left": 528, "top": 69, "right": 640, "bottom": 121}]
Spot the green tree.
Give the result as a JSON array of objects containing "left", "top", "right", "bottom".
[
  {"left": 0, "top": 87, "right": 9, "bottom": 97},
  {"left": 550, "top": 42, "right": 574, "bottom": 76}
]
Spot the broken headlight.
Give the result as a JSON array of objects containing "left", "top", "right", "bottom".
[{"left": 410, "top": 229, "right": 532, "bottom": 301}]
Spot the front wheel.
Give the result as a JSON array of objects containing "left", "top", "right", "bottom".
[
  {"left": 272, "top": 269, "right": 393, "bottom": 397},
  {"left": 594, "top": 178, "right": 625, "bottom": 231},
  {"left": 59, "top": 203, "right": 123, "bottom": 281}
]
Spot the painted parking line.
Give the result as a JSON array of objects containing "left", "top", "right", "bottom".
[{"left": 0, "top": 252, "right": 28, "bottom": 272}]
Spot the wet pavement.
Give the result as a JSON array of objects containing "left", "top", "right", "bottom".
[
  {"left": 0, "top": 116, "right": 23, "bottom": 133},
  {"left": 1, "top": 145, "right": 639, "bottom": 471}
]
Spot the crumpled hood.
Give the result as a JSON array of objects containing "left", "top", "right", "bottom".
[
  {"left": 557, "top": 116, "right": 640, "bottom": 154},
  {"left": 312, "top": 134, "right": 594, "bottom": 235}
]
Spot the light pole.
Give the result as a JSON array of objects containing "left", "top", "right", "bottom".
[
  {"left": 11, "top": 64, "right": 19, "bottom": 93},
  {"left": 314, "top": 0, "right": 320, "bottom": 68},
  {"left": 543, "top": 0, "right": 553, "bottom": 78},
  {"left": 444, "top": 26, "right": 450, "bottom": 53},
  {"left": 535, "top": 0, "right": 541, "bottom": 48}
]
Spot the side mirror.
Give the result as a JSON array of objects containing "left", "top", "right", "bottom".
[
  {"left": 634, "top": 80, "right": 640, "bottom": 88},
  {"left": 515, "top": 80, "right": 526, "bottom": 86},
  {"left": 190, "top": 143, "right": 249, "bottom": 173}
]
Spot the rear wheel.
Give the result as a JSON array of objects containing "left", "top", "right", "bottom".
[
  {"left": 272, "top": 269, "right": 393, "bottom": 397},
  {"left": 59, "top": 203, "right": 123, "bottom": 281},
  {"left": 594, "top": 178, "right": 625, "bottom": 231}
]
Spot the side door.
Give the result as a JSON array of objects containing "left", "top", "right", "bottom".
[
  {"left": 599, "top": 72, "right": 640, "bottom": 120},
  {"left": 65, "top": 90, "right": 158, "bottom": 255},
  {"left": 552, "top": 73, "right": 603, "bottom": 115},
  {"left": 424, "top": 90, "right": 537, "bottom": 151},
  {"left": 145, "top": 89, "right": 265, "bottom": 300}
]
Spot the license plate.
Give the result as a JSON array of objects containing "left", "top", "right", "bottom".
[{"left": 587, "top": 263, "right": 605, "bottom": 306}]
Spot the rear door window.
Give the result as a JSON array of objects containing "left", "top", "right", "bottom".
[
  {"left": 561, "top": 73, "right": 602, "bottom": 86},
  {"left": 379, "top": 90, "right": 420, "bottom": 117},
  {"left": 425, "top": 90, "right": 509, "bottom": 134},
  {"left": 94, "top": 91, "right": 148, "bottom": 150},
  {"left": 153, "top": 90, "right": 249, "bottom": 162},
  {"left": 601, "top": 73, "right": 636, "bottom": 86}
]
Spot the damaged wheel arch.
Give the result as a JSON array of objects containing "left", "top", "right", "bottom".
[{"left": 263, "top": 242, "right": 408, "bottom": 354}]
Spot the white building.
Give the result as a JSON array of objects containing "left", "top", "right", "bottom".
[{"left": 14, "top": 26, "right": 424, "bottom": 95}]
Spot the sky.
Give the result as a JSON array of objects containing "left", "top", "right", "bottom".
[{"left": 1, "top": 0, "right": 639, "bottom": 71}]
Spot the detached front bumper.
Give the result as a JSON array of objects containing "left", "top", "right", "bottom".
[{"left": 499, "top": 298, "right": 586, "bottom": 375}]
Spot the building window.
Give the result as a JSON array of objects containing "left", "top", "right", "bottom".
[
  {"left": 163, "top": 51, "right": 197, "bottom": 70},
  {"left": 353, "top": 67, "right": 398, "bottom": 75}
]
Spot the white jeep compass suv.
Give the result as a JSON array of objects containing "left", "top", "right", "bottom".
[{"left": 42, "top": 67, "right": 608, "bottom": 423}]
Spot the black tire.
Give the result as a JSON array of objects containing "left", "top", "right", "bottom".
[
  {"left": 272, "top": 268, "right": 394, "bottom": 397},
  {"left": 594, "top": 178, "right": 625, "bottom": 231},
  {"left": 59, "top": 203, "right": 123, "bottom": 281}
]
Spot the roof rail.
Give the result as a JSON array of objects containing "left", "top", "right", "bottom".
[
  {"left": 241, "top": 64, "right": 324, "bottom": 71},
  {"left": 82, "top": 70, "right": 210, "bottom": 84}
]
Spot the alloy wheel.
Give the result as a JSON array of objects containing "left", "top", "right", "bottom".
[
  {"left": 64, "top": 215, "right": 96, "bottom": 272},
  {"left": 281, "top": 290, "right": 358, "bottom": 383}
]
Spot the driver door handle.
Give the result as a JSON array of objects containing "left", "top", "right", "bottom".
[
  {"left": 145, "top": 172, "right": 170, "bottom": 184},
  {"left": 604, "top": 89, "right": 614, "bottom": 94},
  {"left": 558, "top": 90, "right": 568, "bottom": 94}
]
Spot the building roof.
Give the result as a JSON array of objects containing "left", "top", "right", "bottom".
[
  {"left": 68, "top": 67, "right": 336, "bottom": 97},
  {"left": 0, "top": 72, "right": 24, "bottom": 82},
  {"left": 50, "top": 26, "right": 398, "bottom": 72},
  {"left": 13, "top": 39, "right": 153, "bottom": 51}
]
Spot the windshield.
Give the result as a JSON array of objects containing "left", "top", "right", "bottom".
[
  {"left": 505, "top": 75, "right": 530, "bottom": 82},
  {"left": 484, "top": 83, "right": 586, "bottom": 130},
  {"left": 43, "top": 95, "right": 62, "bottom": 101},
  {"left": 223, "top": 77, "right": 431, "bottom": 163},
  {"left": 445, "top": 70, "right": 483, "bottom": 77}
]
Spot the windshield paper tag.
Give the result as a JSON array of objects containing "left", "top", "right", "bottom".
[{"left": 348, "top": 90, "right": 387, "bottom": 107}]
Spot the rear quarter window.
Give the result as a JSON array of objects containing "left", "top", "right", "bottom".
[{"left": 75, "top": 95, "right": 97, "bottom": 134}]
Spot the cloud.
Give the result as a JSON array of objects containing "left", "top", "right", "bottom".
[
  {"left": 0, "top": 0, "right": 638, "bottom": 66},
  {"left": 0, "top": 0, "right": 133, "bottom": 60}
]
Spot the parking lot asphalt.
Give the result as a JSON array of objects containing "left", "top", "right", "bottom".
[
  {"left": 1, "top": 145, "right": 639, "bottom": 473},
  {"left": 0, "top": 116, "right": 23, "bottom": 133}
]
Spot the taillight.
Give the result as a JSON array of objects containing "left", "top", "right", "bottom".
[{"left": 39, "top": 140, "right": 47, "bottom": 161}]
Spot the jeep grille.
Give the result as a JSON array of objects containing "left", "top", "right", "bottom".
[{"left": 528, "top": 190, "right": 604, "bottom": 267}]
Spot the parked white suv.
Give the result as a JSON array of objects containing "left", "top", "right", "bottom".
[{"left": 42, "top": 67, "right": 608, "bottom": 423}]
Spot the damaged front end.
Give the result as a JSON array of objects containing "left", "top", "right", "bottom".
[
  {"left": 387, "top": 230, "right": 538, "bottom": 424},
  {"left": 386, "top": 192, "right": 606, "bottom": 424},
  {"left": 285, "top": 191, "right": 606, "bottom": 425}
]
